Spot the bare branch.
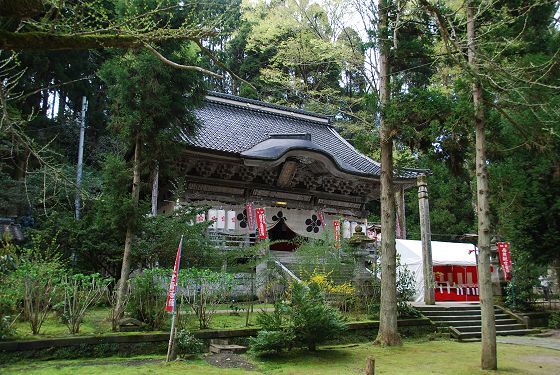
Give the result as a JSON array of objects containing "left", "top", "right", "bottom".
[
  {"left": 144, "top": 43, "right": 224, "bottom": 79},
  {"left": 193, "top": 40, "right": 258, "bottom": 92}
]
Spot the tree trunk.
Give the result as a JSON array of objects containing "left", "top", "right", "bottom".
[
  {"left": 57, "top": 91, "right": 66, "bottom": 118},
  {"left": 467, "top": 1, "right": 497, "bottom": 370},
  {"left": 375, "top": 0, "right": 401, "bottom": 347},
  {"left": 115, "top": 133, "right": 142, "bottom": 323},
  {"left": 151, "top": 162, "right": 159, "bottom": 216}
]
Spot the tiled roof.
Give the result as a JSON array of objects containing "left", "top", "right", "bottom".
[{"left": 181, "top": 92, "right": 423, "bottom": 180}]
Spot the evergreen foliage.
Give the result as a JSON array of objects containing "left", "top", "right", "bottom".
[
  {"left": 127, "top": 268, "right": 168, "bottom": 330},
  {"left": 250, "top": 282, "right": 346, "bottom": 354}
]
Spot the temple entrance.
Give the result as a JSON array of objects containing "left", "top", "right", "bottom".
[{"left": 268, "top": 220, "right": 300, "bottom": 251}]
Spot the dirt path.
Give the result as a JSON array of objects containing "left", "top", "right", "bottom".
[{"left": 498, "top": 330, "right": 560, "bottom": 351}]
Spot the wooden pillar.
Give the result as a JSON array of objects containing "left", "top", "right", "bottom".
[
  {"left": 395, "top": 185, "right": 406, "bottom": 239},
  {"left": 417, "top": 175, "right": 435, "bottom": 305}
]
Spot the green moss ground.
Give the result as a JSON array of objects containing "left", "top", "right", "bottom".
[
  {"left": 2, "top": 339, "right": 558, "bottom": 374},
  {"left": 10, "top": 305, "right": 274, "bottom": 339}
]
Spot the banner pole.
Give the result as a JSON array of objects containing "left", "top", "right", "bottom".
[
  {"left": 166, "top": 305, "right": 177, "bottom": 362},
  {"left": 166, "top": 235, "right": 183, "bottom": 362}
]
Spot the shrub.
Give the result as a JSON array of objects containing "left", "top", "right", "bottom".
[
  {"left": 128, "top": 268, "right": 167, "bottom": 330},
  {"left": 0, "top": 315, "right": 16, "bottom": 340},
  {"left": 250, "top": 329, "right": 295, "bottom": 354},
  {"left": 175, "top": 329, "right": 204, "bottom": 356},
  {"left": 179, "top": 268, "right": 235, "bottom": 329},
  {"left": 8, "top": 250, "right": 65, "bottom": 335},
  {"left": 61, "top": 273, "right": 110, "bottom": 334},
  {"left": 251, "top": 300, "right": 295, "bottom": 353},
  {"left": 504, "top": 260, "right": 542, "bottom": 311},
  {"left": 548, "top": 311, "right": 560, "bottom": 329},
  {"left": 292, "top": 283, "right": 347, "bottom": 351},
  {"left": 0, "top": 290, "right": 17, "bottom": 317},
  {"left": 396, "top": 255, "right": 420, "bottom": 318},
  {"left": 250, "top": 282, "right": 346, "bottom": 354},
  {"left": 303, "top": 270, "right": 354, "bottom": 312}
]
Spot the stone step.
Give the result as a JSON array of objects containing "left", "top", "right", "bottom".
[
  {"left": 420, "top": 309, "right": 488, "bottom": 317},
  {"left": 453, "top": 324, "right": 527, "bottom": 333},
  {"left": 456, "top": 329, "right": 539, "bottom": 341},
  {"left": 434, "top": 318, "right": 518, "bottom": 327},
  {"left": 458, "top": 337, "right": 482, "bottom": 343},
  {"left": 209, "top": 344, "right": 248, "bottom": 354},
  {"left": 427, "top": 313, "right": 510, "bottom": 321}
]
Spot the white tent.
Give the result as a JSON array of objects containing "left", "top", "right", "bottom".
[{"left": 396, "top": 239, "right": 477, "bottom": 302}]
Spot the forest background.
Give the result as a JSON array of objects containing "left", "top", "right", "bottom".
[{"left": 1, "top": 0, "right": 559, "bottom": 310}]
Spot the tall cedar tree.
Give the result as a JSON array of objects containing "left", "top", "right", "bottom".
[
  {"left": 375, "top": 0, "right": 401, "bottom": 346},
  {"left": 98, "top": 47, "right": 204, "bottom": 323}
]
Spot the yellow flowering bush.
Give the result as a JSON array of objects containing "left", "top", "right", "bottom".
[{"left": 302, "top": 269, "right": 355, "bottom": 311}]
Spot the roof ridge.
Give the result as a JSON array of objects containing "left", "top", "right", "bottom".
[{"left": 205, "top": 91, "right": 331, "bottom": 124}]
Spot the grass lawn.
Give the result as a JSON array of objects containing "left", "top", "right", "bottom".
[
  {"left": 2, "top": 339, "right": 558, "bottom": 374},
  {"left": 11, "top": 304, "right": 275, "bottom": 339},
  {"left": 10, "top": 304, "right": 369, "bottom": 339}
]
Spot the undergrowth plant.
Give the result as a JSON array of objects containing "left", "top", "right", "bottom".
[
  {"left": 250, "top": 282, "right": 346, "bottom": 354},
  {"left": 60, "top": 273, "right": 110, "bottom": 334},
  {"left": 179, "top": 268, "right": 235, "bottom": 329},
  {"left": 128, "top": 268, "right": 167, "bottom": 330}
]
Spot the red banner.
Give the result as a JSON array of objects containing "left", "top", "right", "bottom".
[
  {"left": 333, "top": 220, "right": 341, "bottom": 248},
  {"left": 165, "top": 237, "right": 183, "bottom": 313},
  {"left": 497, "top": 242, "right": 512, "bottom": 281},
  {"left": 256, "top": 207, "right": 267, "bottom": 239},
  {"left": 245, "top": 202, "right": 256, "bottom": 231}
]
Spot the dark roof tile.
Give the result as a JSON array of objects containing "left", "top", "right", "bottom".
[{"left": 181, "top": 94, "right": 423, "bottom": 179}]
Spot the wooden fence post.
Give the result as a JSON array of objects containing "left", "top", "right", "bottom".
[{"left": 366, "top": 356, "right": 375, "bottom": 375}]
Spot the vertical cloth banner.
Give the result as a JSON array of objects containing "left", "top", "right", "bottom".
[
  {"left": 165, "top": 236, "right": 183, "bottom": 312},
  {"left": 245, "top": 202, "right": 256, "bottom": 231},
  {"left": 497, "top": 242, "right": 512, "bottom": 281},
  {"left": 333, "top": 220, "right": 341, "bottom": 248},
  {"left": 256, "top": 207, "right": 267, "bottom": 239}
]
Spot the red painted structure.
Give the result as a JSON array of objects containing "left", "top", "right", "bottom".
[{"left": 433, "top": 265, "right": 479, "bottom": 302}]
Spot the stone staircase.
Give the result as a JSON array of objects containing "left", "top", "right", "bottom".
[{"left": 416, "top": 304, "right": 539, "bottom": 342}]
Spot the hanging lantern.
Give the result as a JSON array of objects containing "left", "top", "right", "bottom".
[
  {"left": 227, "top": 210, "right": 236, "bottom": 230},
  {"left": 217, "top": 209, "right": 226, "bottom": 229},
  {"left": 208, "top": 209, "right": 217, "bottom": 229},
  {"left": 196, "top": 212, "right": 206, "bottom": 223},
  {"left": 342, "top": 220, "right": 351, "bottom": 238}
]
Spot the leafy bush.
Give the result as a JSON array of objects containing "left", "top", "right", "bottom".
[
  {"left": 0, "top": 315, "right": 16, "bottom": 340},
  {"left": 250, "top": 329, "right": 295, "bottom": 354},
  {"left": 128, "top": 268, "right": 167, "bottom": 330},
  {"left": 176, "top": 329, "right": 204, "bottom": 356},
  {"left": 504, "top": 254, "right": 543, "bottom": 311},
  {"left": 0, "top": 291, "right": 17, "bottom": 317},
  {"left": 179, "top": 268, "right": 236, "bottom": 329},
  {"left": 251, "top": 300, "right": 295, "bottom": 353},
  {"left": 396, "top": 255, "right": 420, "bottom": 318},
  {"left": 302, "top": 270, "right": 354, "bottom": 312},
  {"left": 250, "top": 282, "right": 346, "bottom": 354},
  {"left": 548, "top": 311, "right": 560, "bottom": 329},
  {"left": 60, "top": 273, "right": 110, "bottom": 334},
  {"left": 135, "top": 207, "right": 222, "bottom": 269},
  {"left": 8, "top": 247, "right": 65, "bottom": 335},
  {"left": 291, "top": 283, "right": 347, "bottom": 351}
]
